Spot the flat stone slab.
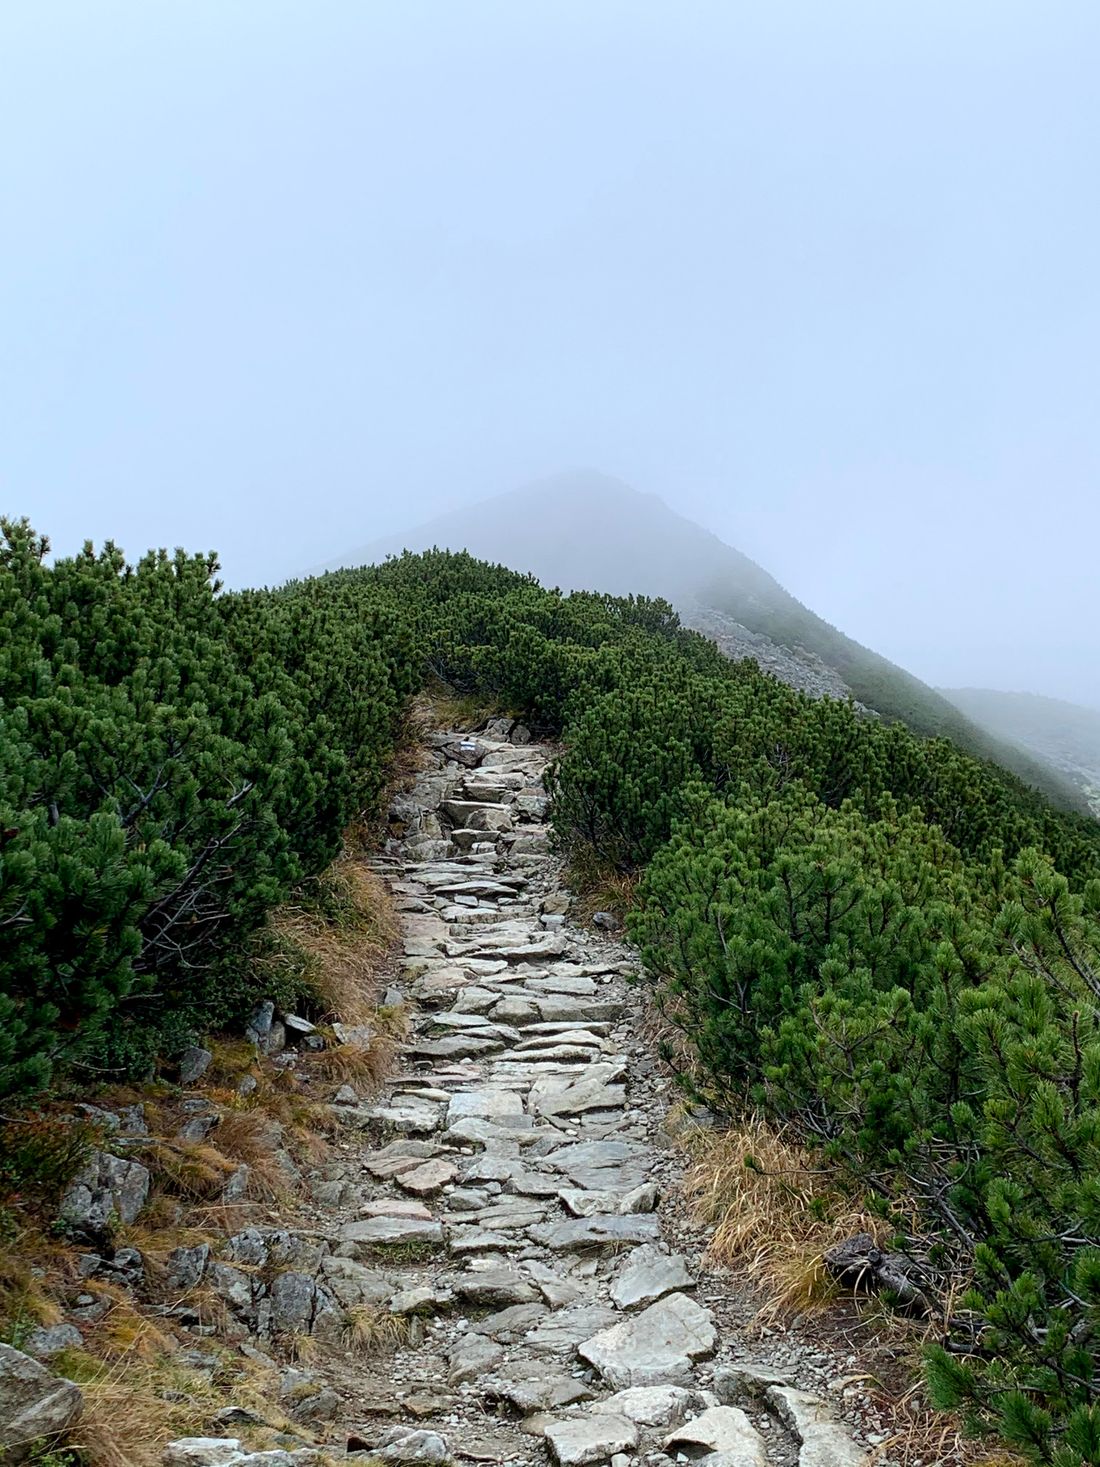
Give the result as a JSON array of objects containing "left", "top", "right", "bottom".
[
  {"left": 590, "top": 1386, "right": 702, "bottom": 1427},
  {"left": 397, "top": 1159, "right": 459, "bottom": 1196},
  {"left": 609, "top": 1245, "right": 696, "bottom": 1310},
  {"left": 544, "top": 1414, "right": 637, "bottom": 1466},
  {"left": 447, "top": 1088, "right": 525, "bottom": 1125},
  {"left": 531, "top": 1077, "right": 627, "bottom": 1117},
  {"left": 360, "top": 1198, "right": 434, "bottom": 1220},
  {"left": 338, "top": 1217, "right": 444, "bottom": 1252},
  {"left": 529, "top": 1215, "right": 661, "bottom": 1251},
  {"left": 407, "top": 1035, "right": 505, "bottom": 1060},
  {"left": 365, "top": 1099, "right": 443, "bottom": 1135},
  {"left": 481, "top": 1365, "right": 592, "bottom": 1415},
  {"left": 558, "top": 1184, "right": 657, "bottom": 1218},
  {"left": 542, "top": 1140, "right": 651, "bottom": 1192},
  {"left": 525, "top": 1302, "right": 619, "bottom": 1353},
  {"left": 666, "top": 1407, "right": 768, "bottom": 1466},
  {"left": 578, "top": 1292, "right": 716, "bottom": 1389},
  {"left": 449, "top": 1267, "right": 539, "bottom": 1307},
  {"left": 447, "top": 1332, "right": 504, "bottom": 1386}
]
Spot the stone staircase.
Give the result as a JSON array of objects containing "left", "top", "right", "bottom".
[{"left": 311, "top": 721, "right": 874, "bottom": 1467}]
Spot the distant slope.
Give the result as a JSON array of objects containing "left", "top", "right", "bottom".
[
  {"left": 942, "top": 688, "right": 1100, "bottom": 815},
  {"left": 322, "top": 471, "right": 1090, "bottom": 813}
]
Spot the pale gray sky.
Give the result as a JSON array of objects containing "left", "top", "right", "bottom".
[{"left": 2, "top": 2, "right": 1097, "bottom": 703}]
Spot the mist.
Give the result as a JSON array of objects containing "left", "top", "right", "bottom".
[{"left": 2, "top": 2, "right": 1098, "bottom": 706}]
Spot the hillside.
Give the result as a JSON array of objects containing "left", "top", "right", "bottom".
[
  {"left": 943, "top": 686, "right": 1100, "bottom": 815},
  {"left": 325, "top": 471, "right": 1089, "bottom": 812}
]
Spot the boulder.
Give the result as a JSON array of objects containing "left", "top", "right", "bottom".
[
  {"left": 0, "top": 1343, "right": 83, "bottom": 1459},
  {"left": 178, "top": 1046, "right": 213, "bottom": 1085},
  {"left": 59, "top": 1150, "right": 151, "bottom": 1239}
]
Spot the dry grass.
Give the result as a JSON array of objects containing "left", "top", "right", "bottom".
[
  {"left": 0, "top": 1228, "right": 71, "bottom": 1342},
  {"left": 266, "top": 861, "right": 399, "bottom": 1027},
  {"left": 138, "top": 1137, "right": 238, "bottom": 1202},
  {"left": 682, "top": 1112, "right": 887, "bottom": 1317},
  {"left": 564, "top": 848, "right": 641, "bottom": 926},
  {"left": 342, "top": 1303, "right": 411, "bottom": 1354},
  {"left": 417, "top": 683, "right": 499, "bottom": 734},
  {"left": 60, "top": 1339, "right": 289, "bottom": 1467},
  {"left": 213, "top": 1109, "right": 296, "bottom": 1202}
]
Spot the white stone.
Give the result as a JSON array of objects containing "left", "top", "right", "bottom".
[
  {"left": 578, "top": 1292, "right": 716, "bottom": 1389},
  {"left": 590, "top": 1386, "right": 701, "bottom": 1427},
  {"left": 609, "top": 1245, "right": 696, "bottom": 1310},
  {"left": 544, "top": 1414, "right": 638, "bottom": 1466},
  {"left": 766, "top": 1386, "right": 870, "bottom": 1467},
  {"left": 665, "top": 1406, "right": 768, "bottom": 1466}
]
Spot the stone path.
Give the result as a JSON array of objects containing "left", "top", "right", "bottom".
[{"left": 309, "top": 721, "right": 872, "bottom": 1467}]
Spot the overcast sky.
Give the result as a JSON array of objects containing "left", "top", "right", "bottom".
[{"left": 2, "top": 2, "right": 1098, "bottom": 704}]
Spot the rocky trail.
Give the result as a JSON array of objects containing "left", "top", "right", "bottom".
[
  {"left": 9, "top": 722, "right": 893, "bottom": 1467},
  {"left": 292, "top": 722, "right": 877, "bottom": 1467}
]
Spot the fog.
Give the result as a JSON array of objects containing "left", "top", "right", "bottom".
[{"left": 2, "top": 3, "right": 1098, "bottom": 706}]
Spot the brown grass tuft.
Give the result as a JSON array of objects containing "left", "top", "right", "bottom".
[
  {"left": 61, "top": 1339, "right": 289, "bottom": 1467},
  {"left": 682, "top": 1112, "right": 885, "bottom": 1316},
  {"left": 342, "top": 1303, "right": 410, "bottom": 1354},
  {"left": 265, "top": 861, "right": 400, "bottom": 1026}
]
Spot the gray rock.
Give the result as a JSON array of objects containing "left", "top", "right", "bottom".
[
  {"left": 389, "top": 1285, "right": 455, "bottom": 1315},
  {"left": 711, "top": 1363, "right": 789, "bottom": 1405},
  {"left": 543, "top": 1140, "right": 651, "bottom": 1192},
  {"left": 530, "top": 1214, "right": 661, "bottom": 1251},
  {"left": 338, "top": 1216, "right": 444, "bottom": 1253},
  {"left": 24, "top": 1324, "right": 84, "bottom": 1359},
  {"left": 578, "top": 1292, "right": 716, "bottom": 1389},
  {"left": 526, "top": 1302, "right": 619, "bottom": 1353},
  {"left": 0, "top": 1344, "right": 83, "bottom": 1458},
  {"left": 179, "top": 1046, "right": 214, "bottom": 1085},
  {"left": 544, "top": 1414, "right": 638, "bottom": 1466},
  {"left": 665, "top": 1407, "right": 767, "bottom": 1466},
  {"left": 223, "top": 1164, "right": 251, "bottom": 1201},
  {"left": 610, "top": 1245, "right": 696, "bottom": 1311},
  {"left": 364, "top": 1139, "right": 442, "bottom": 1178},
  {"left": 168, "top": 1243, "right": 214, "bottom": 1293},
  {"left": 481, "top": 1364, "right": 593, "bottom": 1414},
  {"left": 269, "top": 1272, "right": 317, "bottom": 1332},
  {"left": 207, "top": 1262, "right": 255, "bottom": 1314},
  {"left": 365, "top": 1097, "right": 443, "bottom": 1134},
  {"left": 558, "top": 1184, "right": 658, "bottom": 1217},
  {"left": 397, "top": 1159, "right": 459, "bottom": 1195},
  {"left": 320, "top": 1256, "right": 396, "bottom": 1309},
  {"left": 449, "top": 1267, "right": 538, "bottom": 1307},
  {"left": 374, "top": 1427, "right": 450, "bottom": 1464},
  {"left": 163, "top": 1440, "right": 243, "bottom": 1467},
  {"left": 765, "top": 1386, "right": 869, "bottom": 1467},
  {"left": 446, "top": 1333, "right": 504, "bottom": 1386},
  {"left": 590, "top": 1386, "right": 701, "bottom": 1427},
  {"left": 470, "top": 1301, "right": 548, "bottom": 1340},
  {"left": 59, "top": 1150, "right": 151, "bottom": 1238},
  {"left": 446, "top": 1088, "right": 525, "bottom": 1124},
  {"left": 245, "top": 1000, "right": 275, "bottom": 1044}
]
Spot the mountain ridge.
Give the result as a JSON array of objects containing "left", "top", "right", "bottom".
[{"left": 321, "top": 471, "right": 1089, "bottom": 813}]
